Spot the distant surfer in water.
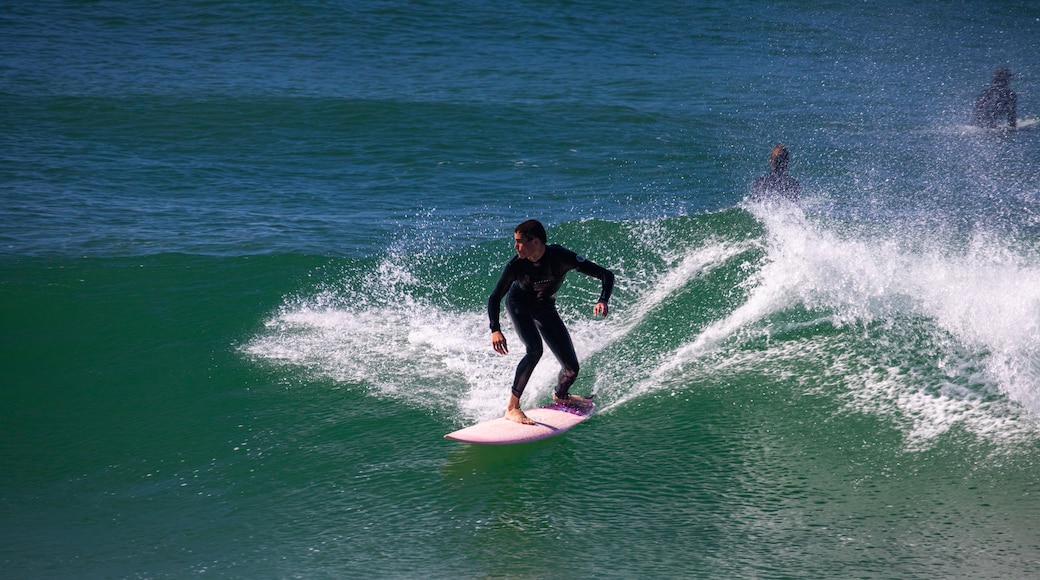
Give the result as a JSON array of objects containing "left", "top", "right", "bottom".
[
  {"left": 488, "top": 219, "right": 615, "bottom": 424},
  {"left": 972, "top": 67, "right": 1017, "bottom": 130},
  {"left": 750, "top": 144, "right": 800, "bottom": 201}
]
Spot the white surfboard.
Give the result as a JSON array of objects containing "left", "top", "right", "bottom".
[
  {"left": 1017, "top": 116, "right": 1039, "bottom": 130},
  {"left": 445, "top": 402, "right": 595, "bottom": 445}
]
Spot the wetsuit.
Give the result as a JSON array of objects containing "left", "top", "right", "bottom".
[
  {"left": 973, "top": 84, "right": 1017, "bottom": 129},
  {"left": 488, "top": 244, "right": 614, "bottom": 399},
  {"left": 750, "top": 170, "right": 800, "bottom": 201}
]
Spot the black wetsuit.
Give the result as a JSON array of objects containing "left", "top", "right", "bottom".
[
  {"left": 973, "top": 84, "right": 1017, "bottom": 129},
  {"left": 488, "top": 244, "right": 614, "bottom": 399},
  {"left": 750, "top": 170, "right": 800, "bottom": 201}
]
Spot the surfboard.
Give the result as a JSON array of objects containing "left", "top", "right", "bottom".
[
  {"left": 444, "top": 401, "right": 595, "bottom": 445},
  {"left": 1017, "top": 116, "right": 1039, "bottom": 130}
]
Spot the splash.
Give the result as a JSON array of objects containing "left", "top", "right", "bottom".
[
  {"left": 243, "top": 209, "right": 1040, "bottom": 448},
  {"left": 640, "top": 202, "right": 1040, "bottom": 449},
  {"left": 242, "top": 254, "right": 510, "bottom": 420}
]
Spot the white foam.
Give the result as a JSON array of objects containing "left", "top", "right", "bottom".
[
  {"left": 638, "top": 202, "right": 1040, "bottom": 449},
  {"left": 244, "top": 296, "right": 513, "bottom": 421},
  {"left": 243, "top": 209, "right": 1040, "bottom": 448}
]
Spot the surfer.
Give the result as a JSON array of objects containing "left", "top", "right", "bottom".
[
  {"left": 972, "top": 67, "right": 1017, "bottom": 130},
  {"left": 750, "top": 144, "right": 800, "bottom": 201},
  {"left": 488, "top": 219, "right": 615, "bottom": 424}
]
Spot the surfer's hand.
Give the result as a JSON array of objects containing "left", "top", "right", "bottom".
[
  {"left": 593, "top": 301, "right": 609, "bottom": 317},
  {"left": 492, "top": 331, "right": 508, "bottom": 354}
]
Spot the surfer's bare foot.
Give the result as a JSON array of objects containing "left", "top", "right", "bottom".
[
  {"left": 554, "top": 394, "right": 592, "bottom": 409},
  {"left": 505, "top": 407, "right": 535, "bottom": 425}
]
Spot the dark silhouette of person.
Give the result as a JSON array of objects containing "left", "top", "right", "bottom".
[
  {"left": 973, "top": 67, "right": 1017, "bottom": 130},
  {"left": 750, "top": 144, "right": 800, "bottom": 201}
]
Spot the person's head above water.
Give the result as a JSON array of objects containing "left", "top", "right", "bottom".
[
  {"left": 769, "top": 144, "right": 790, "bottom": 173},
  {"left": 993, "top": 67, "right": 1013, "bottom": 86}
]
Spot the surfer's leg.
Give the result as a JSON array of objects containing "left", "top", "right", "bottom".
[
  {"left": 535, "top": 308, "right": 581, "bottom": 400},
  {"left": 505, "top": 297, "right": 543, "bottom": 399}
]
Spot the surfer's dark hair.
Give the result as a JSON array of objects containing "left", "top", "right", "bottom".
[
  {"left": 515, "top": 219, "right": 547, "bottom": 243},
  {"left": 769, "top": 144, "right": 790, "bottom": 172}
]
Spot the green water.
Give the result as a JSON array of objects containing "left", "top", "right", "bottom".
[{"left": 5, "top": 213, "right": 1040, "bottom": 577}]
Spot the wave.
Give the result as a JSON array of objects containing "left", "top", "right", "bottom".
[{"left": 243, "top": 206, "right": 1040, "bottom": 452}]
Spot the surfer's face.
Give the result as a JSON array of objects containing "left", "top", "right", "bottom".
[{"left": 514, "top": 234, "right": 541, "bottom": 261}]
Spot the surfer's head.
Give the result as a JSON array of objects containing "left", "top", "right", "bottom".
[
  {"left": 769, "top": 144, "right": 790, "bottom": 173},
  {"left": 514, "top": 220, "right": 547, "bottom": 262},
  {"left": 514, "top": 219, "right": 547, "bottom": 244},
  {"left": 993, "top": 67, "right": 1012, "bottom": 85}
]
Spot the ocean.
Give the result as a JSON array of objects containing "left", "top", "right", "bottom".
[{"left": 3, "top": 1, "right": 1040, "bottom": 577}]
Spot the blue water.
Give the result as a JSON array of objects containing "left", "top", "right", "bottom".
[{"left": 3, "top": 1, "right": 1040, "bottom": 578}]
